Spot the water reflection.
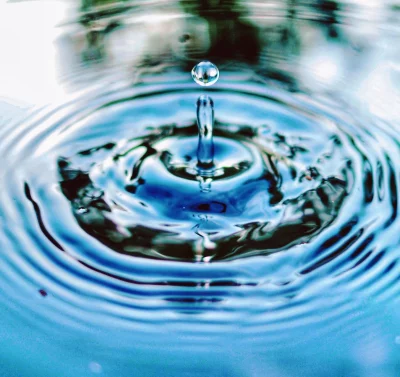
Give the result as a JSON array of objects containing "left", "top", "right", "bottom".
[{"left": 59, "top": 0, "right": 399, "bottom": 103}]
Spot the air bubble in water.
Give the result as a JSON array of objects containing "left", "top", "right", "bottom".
[{"left": 191, "top": 61, "right": 219, "bottom": 87}]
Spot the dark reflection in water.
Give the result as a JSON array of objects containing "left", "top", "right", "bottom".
[
  {"left": 179, "top": 0, "right": 261, "bottom": 64},
  {"left": 68, "top": 0, "right": 390, "bottom": 94}
]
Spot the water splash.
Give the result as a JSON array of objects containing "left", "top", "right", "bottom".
[
  {"left": 20, "top": 82, "right": 354, "bottom": 263},
  {"left": 191, "top": 61, "right": 220, "bottom": 87}
]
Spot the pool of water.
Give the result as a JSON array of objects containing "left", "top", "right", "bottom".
[{"left": 0, "top": 1, "right": 400, "bottom": 376}]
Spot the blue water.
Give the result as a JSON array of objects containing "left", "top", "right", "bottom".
[
  {"left": 1, "top": 1, "right": 400, "bottom": 376},
  {"left": 1, "top": 75, "right": 400, "bottom": 376}
]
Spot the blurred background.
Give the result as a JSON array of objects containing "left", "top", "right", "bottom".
[{"left": 0, "top": 0, "right": 399, "bottom": 120}]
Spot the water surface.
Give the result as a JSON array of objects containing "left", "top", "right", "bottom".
[{"left": 0, "top": 1, "right": 400, "bottom": 376}]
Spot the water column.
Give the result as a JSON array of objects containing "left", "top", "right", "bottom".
[
  {"left": 196, "top": 95, "right": 214, "bottom": 169},
  {"left": 191, "top": 61, "right": 220, "bottom": 189}
]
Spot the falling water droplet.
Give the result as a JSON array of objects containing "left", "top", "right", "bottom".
[
  {"left": 196, "top": 95, "right": 215, "bottom": 170},
  {"left": 191, "top": 61, "right": 219, "bottom": 87}
]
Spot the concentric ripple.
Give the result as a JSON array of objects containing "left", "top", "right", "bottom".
[
  {"left": 0, "top": 77, "right": 399, "bottom": 347},
  {"left": 43, "top": 82, "right": 355, "bottom": 263}
]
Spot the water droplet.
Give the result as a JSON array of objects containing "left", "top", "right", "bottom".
[{"left": 191, "top": 61, "right": 219, "bottom": 87}]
